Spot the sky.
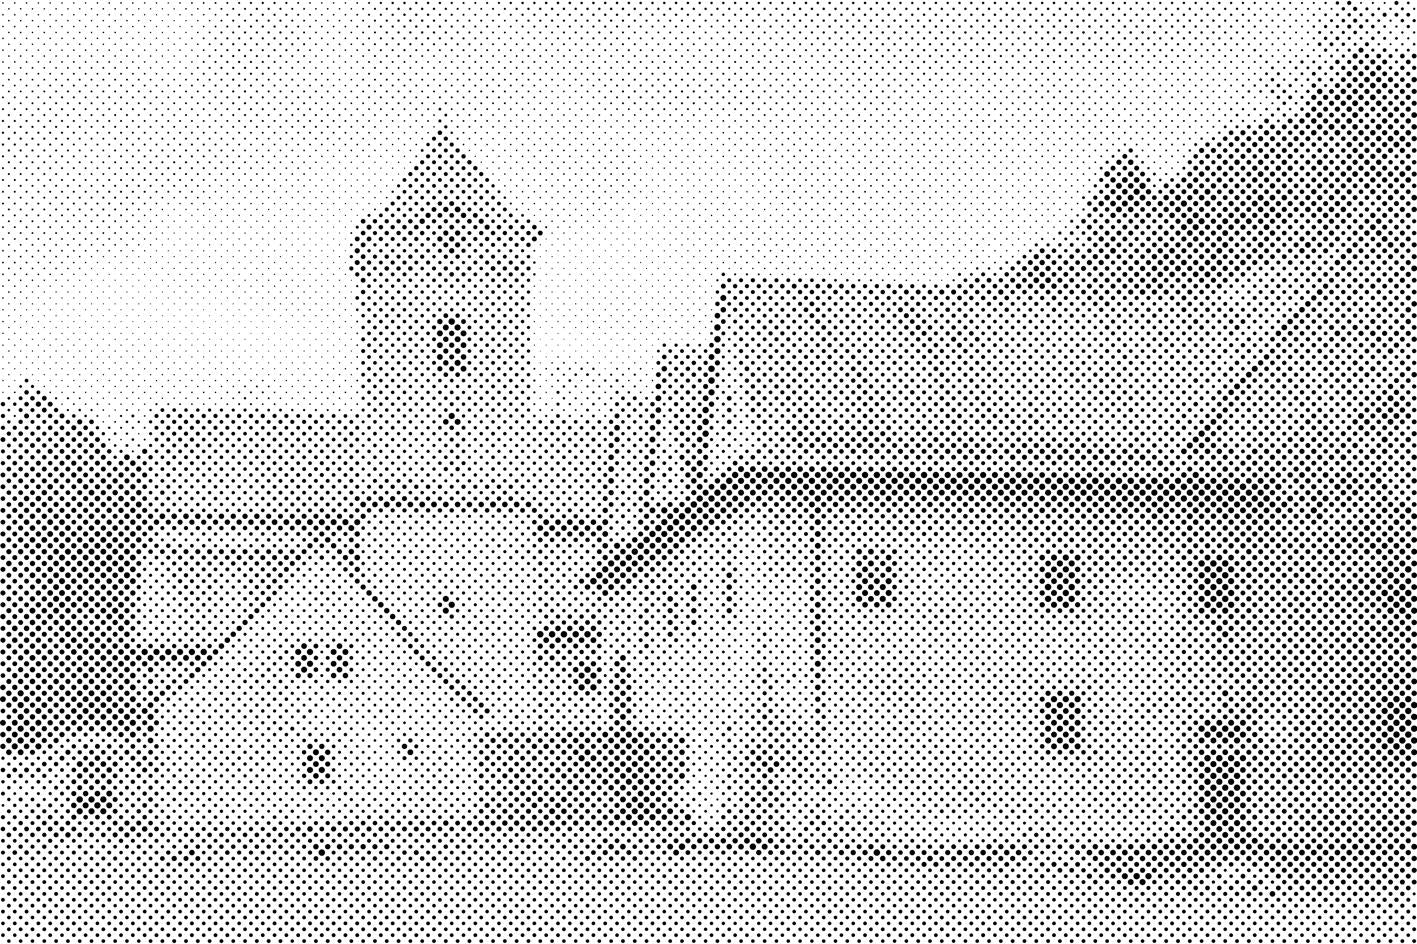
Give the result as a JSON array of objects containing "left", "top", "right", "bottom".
[{"left": 0, "top": 0, "right": 1401, "bottom": 449}]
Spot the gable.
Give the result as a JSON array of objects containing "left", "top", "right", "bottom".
[{"left": 148, "top": 546, "right": 475, "bottom": 823}]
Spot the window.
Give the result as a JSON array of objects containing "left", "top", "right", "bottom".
[
  {"left": 1040, "top": 553, "right": 1079, "bottom": 609},
  {"left": 854, "top": 549, "right": 895, "bottom": 608}
]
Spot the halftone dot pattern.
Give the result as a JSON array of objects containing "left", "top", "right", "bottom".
[{"left": 3, "top": 2, "right": 1417, "bottom": 943}]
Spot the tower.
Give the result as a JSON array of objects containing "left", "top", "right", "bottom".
[{"left": 352, "top": 132, "right": 542, "bottom": 504}]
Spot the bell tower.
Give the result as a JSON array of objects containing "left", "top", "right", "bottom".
[{"left": 352, "top": 132, "right": 542, "bottom": 503}]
